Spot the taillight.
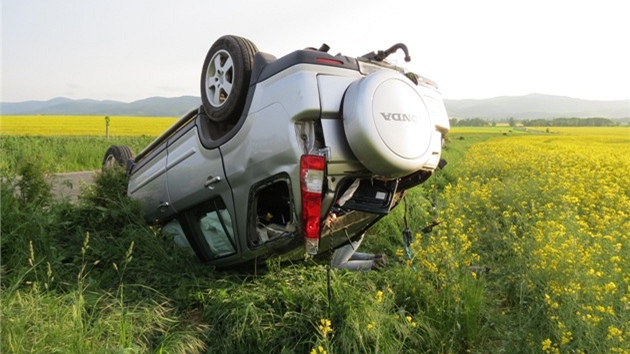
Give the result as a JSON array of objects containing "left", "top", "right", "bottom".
[
  {"left": 300, "top": 154, "right": 326, "bottom": 255},
  {"left": 316, "top": 57, "right": 344, "bottom": 66}
]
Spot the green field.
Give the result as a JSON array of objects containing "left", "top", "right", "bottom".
[
  {"left": 0, "top": 122, "right": 522, "bottom": 174},
  {"left": 0, "top": 135, "right": 155, "bottom": 174},
  {"left": 2, "top": 127, "right": 629, "bottom": 353}
]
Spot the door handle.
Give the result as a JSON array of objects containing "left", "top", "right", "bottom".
[
  {"left": 204, "top": 175, "right": 222, "bottom": 189},
  {"left": 158, "top": 201, "right": 170, "bottom": 212}
]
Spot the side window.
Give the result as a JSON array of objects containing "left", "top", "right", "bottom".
[
  {"left": 180, "top": 198, "right": 237, "bottom": 261},
  {"left": 248, "top": 176, "right": 297, "bottom": 247}
]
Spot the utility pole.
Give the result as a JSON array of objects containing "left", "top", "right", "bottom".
[{"left": 105, "top": 116, "right": 110, "bottom": 138}]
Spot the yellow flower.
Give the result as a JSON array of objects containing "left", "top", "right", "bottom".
[
  {"left": 542, "top": 338, "right": 552, "bottom": 351},
  {"left": 561, "top": 331, "right": 573, "bottom": 345},
  {"left": 607, "top": 326, "right": 623, "bottom": 340},
  {"left": 318, "top": 318, "right": 333, "bottom": 337},
  {"left": 310, "top": 346, "right": 327, "bottom": 354},
  {"left": 376, "top": 290, "right": 383, "bottom": 303}
]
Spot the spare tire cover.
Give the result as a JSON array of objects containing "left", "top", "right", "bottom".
[{"left": 343, "top": 70, "right": 433, "bottom": 178}]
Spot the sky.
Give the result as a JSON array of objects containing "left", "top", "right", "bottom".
[{"left": 2, "top": 0, "right": 629, "bottom": 103}]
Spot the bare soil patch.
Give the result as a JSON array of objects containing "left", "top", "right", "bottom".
[{"left": 49, "top": 171, "right": 97, "bottom": 202}]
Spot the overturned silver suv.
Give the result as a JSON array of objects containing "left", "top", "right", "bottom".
[{"left": 103, "top": 35, "right": 449, "bottom": 268}]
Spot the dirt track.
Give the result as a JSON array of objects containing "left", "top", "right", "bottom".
[{"left": 49, "top": 170, "right": 97, "bottom": 202}]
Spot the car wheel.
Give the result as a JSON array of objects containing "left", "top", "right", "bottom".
[
  {"left": 102, "top": 145, "right": 134, "bottom": 170},
  {"left": 200, "top": 35, "right": 258, "bottom": 123}
]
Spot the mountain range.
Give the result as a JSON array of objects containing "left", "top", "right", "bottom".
[
  {"left": 1, "top": 96, "right": 201, "bottom": 117},
  {"left": 1, "top": 94, "right": 628, "bottom": 121},
  {"left": 444, "top": 94, "right": 629, "bottom": 120}
]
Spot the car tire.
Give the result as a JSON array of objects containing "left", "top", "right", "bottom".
[
  {"left": 200, "top": 35, "right": 258, "bottom": 123},
  {"left": 102, "top": 145, "right": 134, "bottom": 170}
]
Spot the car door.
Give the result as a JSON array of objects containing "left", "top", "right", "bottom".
[
  {"left": 128, "top": 146, "right": 176, "bottom": 223},
  {"left": 165, "top": 122, "right": 238, "bottom": 260}
]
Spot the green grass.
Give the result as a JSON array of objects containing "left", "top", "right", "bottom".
[
  {"left": 6, "top": 130, "right": 625, "bottom": 353},
  {"left": 1, "top": 134, "right": 495, "bottom": 353},
  {"left": 0, "top": 135, "right": 155, "bottom": 174}
]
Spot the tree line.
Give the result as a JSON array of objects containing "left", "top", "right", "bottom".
[
  {"left": 449, "top": 117, "right": 620, "bottom": 127},
  {"left": 520, "top": 117, "right": 618, "bottom": 126}
]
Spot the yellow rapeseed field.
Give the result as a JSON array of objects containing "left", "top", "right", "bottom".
[
  {"left": 527, "top": 126, "right": 630, "bottom": 139},
  {"left": 0, "top": 115, "right": 178, "bottom": 136},
  {"left": 407, "top": 126, "right": 630, "bottom": 352},
  {"left": 449, "top": 126, "right": 521, "bottom": 135}
]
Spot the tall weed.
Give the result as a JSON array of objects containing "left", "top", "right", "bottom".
[{"left": 1, "top": 161, "right": 207, "bottom": 353}]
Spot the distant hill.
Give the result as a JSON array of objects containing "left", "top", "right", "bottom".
[
  {"left": 444, "top": 93, "right": 629, "bottom": 120},
  {"left": 1, "top": 93, "right": 628, "bottom": 120},
  {"left": 1, "top": 96, "right": 201, "bottom": 117}
]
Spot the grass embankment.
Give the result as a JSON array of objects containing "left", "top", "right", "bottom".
[{"left": 2, "top": 126, "right": 629, "bottom": 353}]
